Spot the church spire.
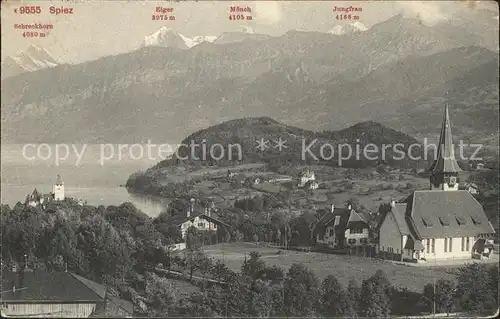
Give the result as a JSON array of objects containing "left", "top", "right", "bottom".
[
  {"left": 429, "top": 104, "right": 462, "bottom": 174},
  {"left": 429, "top": 105, "right": 462, "bottom": 191}
]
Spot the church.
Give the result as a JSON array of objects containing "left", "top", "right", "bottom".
[
  {"left": 25, "top": 175, "right": 65, "bottom": 208},
  {"left": 378, "top": 105, "right": 495, "bottom": 262}
]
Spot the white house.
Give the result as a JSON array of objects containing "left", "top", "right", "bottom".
[
  {"left": 314, "top": 204, "right": 370, "bottom": 248},
  {"left": 378, "top": 105, "right": 495, "bottom": 262},
  {"left": 463, "top": 182, "right": 479, "bottom": 195},
  {"left": 305, "top": 180, "right": 319, "bottom": 190},
  {"left": 298, "top": 169, "right": 316, "bottom": 188},
  {"left": 168, "top": 199, "right": 230, "bottom": 239}
]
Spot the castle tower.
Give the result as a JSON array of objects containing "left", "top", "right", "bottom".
[
  {"left": 53, "top": 174, "right": 65, "bottom": 201},
  {"left": 428, "top": 105, "right": 462, "bottom": 191}
]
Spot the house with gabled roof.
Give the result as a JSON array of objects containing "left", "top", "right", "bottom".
[
  {"left": 314, "top": 203, "right": 370, "bottom": 248},
  {"left": 0, "top": 268, "right": 133, "bottom": 318},
  {"left": 378, "top": 105, "right": 495, "bottom": 262},
  {"left": 298, "top": 169, "right": 316, "bottom": 188},
  {"left": 167, "top": 199, "right": 230, "bottom": 239}
]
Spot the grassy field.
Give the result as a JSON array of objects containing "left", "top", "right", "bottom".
[{"left": 204, "top": 243, "right": 457, "bottom": 292}]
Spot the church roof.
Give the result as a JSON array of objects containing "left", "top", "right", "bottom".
[
  {"left": 428, "top": 105, "right": 462, "bottom": 173},
  {"left": 401, "top": 190, "right": 494, "bottom": 239},
  {"left": 390, "top": 203, "right": 410, "bottom": 235}
]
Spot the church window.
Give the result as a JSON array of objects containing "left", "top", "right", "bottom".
[
  {"left": 456, "top": 216, "right": 466, "bottom": 225},
  {"left": 438, "top": 216, "right": 450, "bottom": 226},
  {"left": 470, "top": 216, "right": 481, "bottom": 225},
  {"left": 422, "top": 217, "right": 433, "bottom": 227}
]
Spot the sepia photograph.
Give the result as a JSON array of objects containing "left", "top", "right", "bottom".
[{"left": 1, "top": 0, "right": 499, "bottom": 317}]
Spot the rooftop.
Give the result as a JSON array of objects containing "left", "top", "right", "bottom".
[
  {"left": 403, "top": 190, "right": 495, "bottom": 239},
  {"left": 1, "top": 270, "right": 104, "bottom": 303}
]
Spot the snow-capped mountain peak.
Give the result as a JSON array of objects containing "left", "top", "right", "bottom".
[
  {"left": 143, "top": 27, "right": 216, "bottom": 49},
  {"left": 329, "top": 22, "right": 368, "bottom": 35},
  {"left": 241, "top": 25, "right": 255, "bottom": 34},
  {"left": 1, "top": 45, "right": 59, "bottom": 78}
]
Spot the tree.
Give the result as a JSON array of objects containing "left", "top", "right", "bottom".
[
  {"left": 226, "top": 274, "right": 253, "bottom": 316},
  {"left": 247, "top": 279, "right": 275, "bottom": 317},
  {"left": 211, "top": 259, "right": 231, "bottom": 283},
  {"left": 185, "top": 226, "right": 203, "bottom": 251},
  {"left": 144, "top": 272, "right": 178, "bottom": 316},
  {"left": 346, "top": 278, "right": 361, "bottom": 316},
  {"left": 198, "top": 254, "right": 213, "bottom": 279},
  {"left": 263, "top": 265, "right": 285, "bottom": 284},
  {"left": 241, "top": 251, "right": 266, "bottom": 281},
  {"left": 455, "top": 263, "right": 497, "bottom": 315},
  {"left": 321, "top": 275, "right": 356, "bottom": 317},
  {"left": 359, "top": 270, "right": 392, "bottom": 317},
  {"left": 283, "top": 263, "right": 320, "bottom": 317},
  {"left": 185, "top": 249, "right": 207, "bottom": 280},
  {"left": 435, "top": 279, "right": 456, "bottom": 314}
]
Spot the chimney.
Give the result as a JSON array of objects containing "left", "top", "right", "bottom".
[
  {"left": 188, "top": 198, "right": 195, "bottom": 218},
  {"left": 347, "top": 204, "right": 352, "bottom": 210},
  {"left": 207, "top": 201, "right": 215, "bottom": 217},
  {"left": 186, "top": 207, "right": 190, "bottom": 218},
  {"left": 330, "top": 204, "right": 335, "bottom": 213},
  {"left": 12, "top": 282, "right": 16, "bottom": 293},
  {"left": 390, "top": 199, "right": 396, "bottom": 208}
]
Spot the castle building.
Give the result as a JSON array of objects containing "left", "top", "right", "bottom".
[
  {"left": 53, "top": 174, "right": 65, "bottom": 201},
  {"left": 378, "top": 105, "right": 495, "bottom": 262},
  {"left": 25, "top": 175, "right": 65, "bottom": 208}
]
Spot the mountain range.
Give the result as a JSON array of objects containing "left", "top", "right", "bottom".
[
  {"left": 329, "top": 22, "right": 368, "bottom": 35},
  {"left": 141, "top": 25, "right": 267, "bottom": 50},
  {"left": 1, "top": 45, "right": 59, "bottom": 79},
  {"left": 1, "top": 13, "right": 498, "bottom": 149}
]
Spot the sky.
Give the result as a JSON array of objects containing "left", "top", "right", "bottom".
[{"left": 1, "top": 0, "right": 499, "bottom": 63}]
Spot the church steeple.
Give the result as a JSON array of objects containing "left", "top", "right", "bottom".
[
  {"left": 54, "top": 174, "right": 65, "bottom": 201},
  {"left": 429, "top": 105, "right": 462, "bottom": 191},
  {"left": 55, "top": 174, "right": 63, "bottom": 185}
]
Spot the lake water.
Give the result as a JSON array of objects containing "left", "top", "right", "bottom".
[{"left": 0, "top": 144, "right": 173, "bottom": 217}]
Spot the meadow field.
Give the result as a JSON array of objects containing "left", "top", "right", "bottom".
[{"left": 204, "top": 243, "right": 458, "bottom": 292}]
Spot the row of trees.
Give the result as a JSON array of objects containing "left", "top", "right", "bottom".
[{"left": 141, "top": 250, "right": 499, "bottom": 317}]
